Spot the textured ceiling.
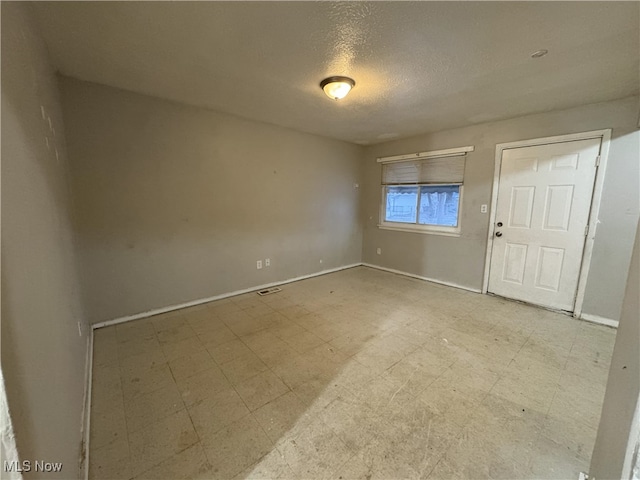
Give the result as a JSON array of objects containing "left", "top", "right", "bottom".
[{"left": 32, "top": 2, "right": 639, "bottom": 144}]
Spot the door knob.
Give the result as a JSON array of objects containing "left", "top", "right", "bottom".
[
  {"left": 497, "top": 222, "right": 503, "bottom": 227},
  {"left": 495, "top": 232, "right": 502, "bottom": 237}
]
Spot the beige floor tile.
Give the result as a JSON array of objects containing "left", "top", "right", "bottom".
[
  {"left": 516, "top": 336, "right": 571, "bottom": 371},
  {"left": 268, "top": 321, "right": 307, "bottom": 340},
  {"left": 541, "top": 414, "right": 598, "bottom": 462},
  {"left": 417, "top": 383, "right": 484, "bottom": 428},
  {"left": 277, "top": 416, "right": 353, "bottom": 478},
  {"left": 328, "top": 329, "right": 379, "bottom": 357},
  {"left": 208, "top": 338, "right": 253, "bottom": 365},
  {"left": 220, "top": 308, "right": 253, "bottom": 323},
  {"left": 187, "top": 389, "right": 250, "bottom": 439},
  {"left": 168, "top": 349, "right": 217, "bottom": 382},
  {"left": 309, "top": 320, "right": 355, "bottom": 342},
  {"left": 90, "top": 404, "right": 127, "bottom": 450},
  {"left": 491, "top": 375, "right": 558, "bottom": 413},
  {"left": 94, "top": 325, "right": 117, "bottom": 342},
  {"left": 121, "top": 362, "right": 175, "bottom": 401},
  {"left": 233, "top": 295, "right": 268, "bottom": 310},
  {"left": 93, "top": 328, "right": 119, "bottom": 367},
  {"left": 253, "top": 391, "right": 312, "bottom": 442},
  {"left": 197, "top": 324, "right": 238, "bottom": 348},
  {"left": 116, "top": 318, "right": 155, "bottom": 343},
  {"left": 466, "top": 395, "right": 546, "bottom": 460},
  {"left": 261, "top": 294, "right": 294, "bottom": 309},
  {"left": 564, "top": 354, "right": 610, "bottom": 384},
  {"left": 283, "top": 330, "right": 325, "bottom": 353},
  {"left": 176, "top": 365, "right": 233, "bottom": 407},
  {"left": 279, "top": 304, "right": 312, "bottom": 320},
  {"left": 291, "top": 377, "right": 351, "bottom": 418},
  {"left": 234, "top": 369, "right": 290, "bottom": 411},
  {"left": 207, "top": 299, "right": 242, "bottom": 316},
  {"left": 383, "top": 355, "right": 446, "bottom": 397},
  {"left": 220, "top": 351, "right": 269, "bottom": 385},
  {"left": 331, "top": 453, "right": 376, "bottom": 480},
  {"left": 201, "top": 415, "right": 273, "bottom": 479},
  {"left": 225, "top": 312, "right": 274, "bottom": 336},
  {"left": 352, "top": 344, "right": 406, "bottom": 374},
  {"left": 89, "top": 437, "right": 131, "bottom": 480},
  {"left": 162, "top": 335, "right": 206, "bottom": 362},
  {"left": 124, "top": 382, "right": 185, "bottom": 433},
  {"left": 117, "top": 334, "right": 163, "bottom": 361},
  {"left": 330, "top": 361, "right": 378, "bottom": 394},
  {"left": 320, "top": 393, "right": 390, "bottom": 452},
  {"left": 430, "top": 427, "right": 529, "bottom": 480},
  {"left": 89, "top": 267, "right": 615, "bottom": 480},
  {"left": 251, "top": 340, "right": 299, "bottom": 370},
  {"left": 389, "top": 398, "right": 463, "bottom": 453},
  {"left": 157, "top": 323, "right": 197, "bottom": 345},
  {"left": 291, "top": 311, "right": 328, "bottom": 330},
  {"left": 271, "top": 352, "right": 334, "bottom": 389},
  {"left": 150, "top": 312, "right": 187, "bottom": 334},
  {"left": 547, "top": 384, "right": 604, "bottom": 430},
  {"left": 132, "top": 443, "right": 212, "bottom": 480},
  {"left": 188, "top": 314, "right": 228, "bottom": 337},
  {"left": 356, "top": 429, "right": 422, "bottom": 480},
  {"left": 232, "top": 448, "right": 294, "bottom": 480},
  {"left": 128, "top": 410, "right": 199, "bottom": 477},
  {"left": 91, "top": 364, "right": 123, "bottom": 414},
  {"left": 307, "top": 342, "right": 351, "bottom": 366},
  {"left": 118, "top": 348, "right": 166, "bottom": 373},
  {"left": 389, "top": 324, "right": 439, "bottom": 348},
  {"left": 528, "top": 435, "right": 590, "bottom": 480}
]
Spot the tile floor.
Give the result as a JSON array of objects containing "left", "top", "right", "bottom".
[{"left": 89, "top": 266, "right": 616, "bottom": 480}]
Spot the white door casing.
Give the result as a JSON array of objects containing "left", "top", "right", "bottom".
[{"left": 487, "top": 138, "right": 601, "bottom": 311}]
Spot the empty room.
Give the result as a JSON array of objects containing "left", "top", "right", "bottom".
[{"left": 2, "top": 2, "right": 639, "bottom": 480}]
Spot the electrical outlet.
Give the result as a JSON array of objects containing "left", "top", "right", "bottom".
[
  {"left": 376, "top": 248, "right": 382, "bottom": 255},
  {"left": 257, "top": 260, "right": 263, "bottom": 269},
  {"left": 265, "top": 258, "right": 271, "bottom": 267},
  {"left": 481, "top": 204, "right": 488, "bottom": 213}
]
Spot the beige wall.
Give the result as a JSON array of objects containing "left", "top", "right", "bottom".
[
  {"left": 362, "top": 97, "right": 640, "bottom": 321},
  {"left": 590, "top": 218, "right": 640, "bottom": 480},
  {"left": 1, "top": 3, "right": 89, "bottom": 478},
  {"left": 59, "top": 78, "right": 364, "bottom": 324}
]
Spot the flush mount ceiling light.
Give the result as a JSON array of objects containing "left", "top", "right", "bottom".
[
  {"left": 320, "top": 76, "right": 355, "bottom": 100},
  {"left": 531, "top": 49, "right": 549, "bottom": 58}
]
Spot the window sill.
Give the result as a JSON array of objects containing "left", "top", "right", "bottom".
[{"left": 377, "top": 224, "right": 462, "bottom": 237}]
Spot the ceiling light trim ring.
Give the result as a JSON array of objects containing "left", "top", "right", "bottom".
[{"left": 320, "top": 76, "right": 356, "bottom": 100}]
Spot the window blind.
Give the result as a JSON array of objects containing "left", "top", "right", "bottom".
[{"left": 381, "top": 155, "right": 466, "bottom": 185}]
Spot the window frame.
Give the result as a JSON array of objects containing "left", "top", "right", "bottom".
[
  {"left": 376, "top": 145, "right": 473, "bottom": 237},
  {"left": 378, "top": 183, "right": 463, "bottom": 236}
]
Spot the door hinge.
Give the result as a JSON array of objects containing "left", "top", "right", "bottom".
[{"left": 595, "top": 155, "right": 601, "bottom": 167}]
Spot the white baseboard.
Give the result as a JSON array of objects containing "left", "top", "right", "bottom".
[
  {"left": 580, "top": 313, "right": 619, "bottom": 328},
  {"left": 80, "top": 328, "right": 93, "bottom": 480},
  {"left": 361, "top": 263, "right": 483, "bottom": 294},
  {"left": 92, "top": 263, "right": 362, "bottom": 330}
]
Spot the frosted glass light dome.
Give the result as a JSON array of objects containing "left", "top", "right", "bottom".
[{"left": 320, "top": 76, "right": 355, "bottom": 100}]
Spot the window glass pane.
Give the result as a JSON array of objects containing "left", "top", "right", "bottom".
[
  {"left": 385, "top": 186, "right": 418, "bottom": 223},
  {"left": 418, "top": 185, "right": 460, "bottom": 226}
]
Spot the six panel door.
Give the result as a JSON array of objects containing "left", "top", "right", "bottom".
[{"left": 488, "top": 138, "right": 601, "bottom": 311}]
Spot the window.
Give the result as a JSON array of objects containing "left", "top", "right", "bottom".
[{"left": 378, "top": 147, "right": 471, "bottom": 235}]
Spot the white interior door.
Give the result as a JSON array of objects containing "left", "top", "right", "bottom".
[{"left": 488, "top": 138, "right": 601, "bottom": 311}]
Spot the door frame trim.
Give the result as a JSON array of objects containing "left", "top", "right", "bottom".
[{"left": 481, "top": 129, "right": 612, "bottom": 317}]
